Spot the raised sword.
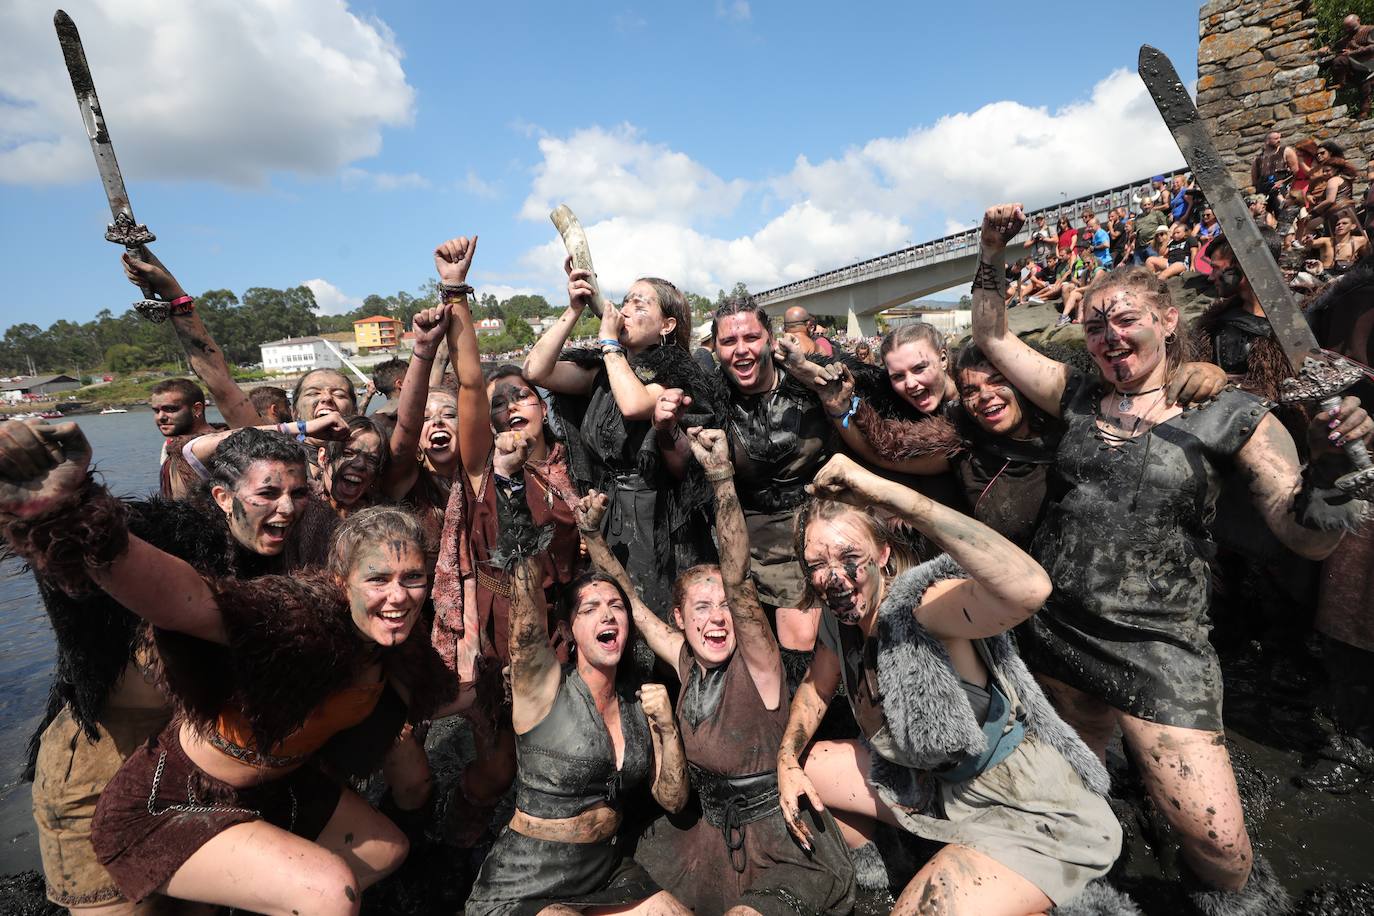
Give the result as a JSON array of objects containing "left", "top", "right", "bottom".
[
  {"left": 55, "top": 9, "right": 170, "bottom": 322},
  {"left": 1138, "top": 43, "right": 1374, "bottom": 498}
]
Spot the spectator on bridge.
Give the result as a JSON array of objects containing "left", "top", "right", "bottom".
[
  {"left": 1056, "top": 242, "right": 1106, "bottom": 325},
  {"left": 1252, "top": 131, "right": 1300, "bottom": 212},
  {"left": 782, "top": 306, "right": 834, "bottom": 356},
  {"left": 1083, "top": 214, "right": 1112, "bottom": 268},
  {"left": 1028, "top": 250, "right": 1072, "bottom": 304},
  {"left": 1028, "top": 214, "right": 1056, "bottom": 267}
]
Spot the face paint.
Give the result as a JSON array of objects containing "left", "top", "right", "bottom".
[{"left": 218, "top": 460, "right": 309, "bottom": 555}]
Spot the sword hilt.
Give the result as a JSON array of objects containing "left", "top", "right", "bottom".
[
  {"left": 1317, "top": 394, "right": 1374, "bottom": 499},
  {"left": 116, "top": 238, "right": 171, "bottom": 324}
]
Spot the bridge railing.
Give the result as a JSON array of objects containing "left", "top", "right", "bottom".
[{"left": 754, "top": 168, "right": 1189, "bottom": 304}]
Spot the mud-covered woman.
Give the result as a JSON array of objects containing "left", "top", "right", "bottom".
[
  {"left": 464, "top": 480, "right": 689, "bottom": 916},
  {"left": 0, "top": 421, "right": 456, "bottom": 915},
  {"left": 423, "top": 235, "right": 584, "bottom": 845},
  {"left": 523, "top": 258, "right": 718, "bottom": 621},
  {"left": 972, "top": 203, "right": 1372, "bottom": 912},
  {"left": 576, "top": 428, "right": 855, "bottom": 916},
  {"left": 775, "top": 454, "right": 1122, "bottom": 915},
  {"left": 6, "top": 424, "right": 321, "bottom": 914}
]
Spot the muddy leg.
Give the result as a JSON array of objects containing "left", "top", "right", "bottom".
[
  {"left": 1117, "top": 715, "right": 1251, "bottom": 891},
  {"left": 893, "top": 845, "right": 1051, "bottom": 916},
  {"left": 1034, "top": 673, "right": 1117, "bottom": 761},
  {"left": 802, "top": 739, "right": 901, "bottom": 847}
]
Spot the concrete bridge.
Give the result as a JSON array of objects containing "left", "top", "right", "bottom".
[{"left": 754, "top": 169, "right": 1187, "bottom": 336}]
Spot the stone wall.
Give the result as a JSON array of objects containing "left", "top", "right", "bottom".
[{"left": 1197, "top": 0, "right": 1374, "bottom": 187}]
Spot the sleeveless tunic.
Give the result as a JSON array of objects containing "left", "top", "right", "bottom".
[
  {"left": 466, "top": 668, "right": 660, "bottom": 916},
  {"left": 640, "top": 647, "right": 854, "bottom": 916},
  {"left": 1022, "top": 372, "right": 1273, "bottom": 729}
]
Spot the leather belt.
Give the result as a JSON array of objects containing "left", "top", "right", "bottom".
[{"left": 690, "top": 766, "right": 780, "bottom": 872}]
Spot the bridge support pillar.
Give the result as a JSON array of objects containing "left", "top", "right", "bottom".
[{"left": 846, "top": 307, "right": 877, "bottom": 338}]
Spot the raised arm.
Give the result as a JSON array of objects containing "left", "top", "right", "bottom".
[
  {"left": 522, "top": 258, "right": 598, "bottom": 395},
  {"left": 187, "top": 413, "right": 351, "bottom": 464},
  {"left": 970, "top": 204, "right": 1072, "bottom": 418},
  {"left": 0, "top": 421, "right": 227, "bottom": 644},
  {"left": 575, "top": 490, "right": 684, "bottom": 665},
  {"left": 507, "top": 553, "right": 563, "bottom": 734},
  {"left": 809, "top": 453, "right": 1052, "bottom": 640},
  {"left": 1236, "top": 402, "right": 1371, "bottom": 560},
  {"left": 435, "top": 237, "right": 494, "bottom": 485},
  {"left": 685, "top": 428, "right": 783, "bottom": 707},
  {"left": 639, "top": 683, "right": 688, "bottom": 813},
  {"left": 598, "top": 304, "right": 666, "bottom": 420},
  {"left": 383, "top": 303, "right": 451, "bottom": 498},
  {"left": 651, "top": 389, "right": 694, "bottom": 480},
  {"left": 123, "top": 253, "right": 264, "bottom": 428}
]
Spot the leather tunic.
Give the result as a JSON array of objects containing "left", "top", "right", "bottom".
[{"left": 725, "top": 380, "right": 834, "bottom": 513}]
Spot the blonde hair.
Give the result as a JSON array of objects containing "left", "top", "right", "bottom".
[
  {"left": 327, "top": 505, "right": 427, "bottom": 579},
  {"left": 792, "top": 499, "right": 921, "bottom": 607}
]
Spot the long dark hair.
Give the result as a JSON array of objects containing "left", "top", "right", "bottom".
[
  {"left": 205, "top": 428, "right": 308, "bottom": 493},
  {"left": 557, "top": 571, "right": 639, "bottom": 684}
]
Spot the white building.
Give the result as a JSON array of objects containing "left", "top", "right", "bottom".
[{"left": 259, "top": 336, "right": 343, "bottom": 374}]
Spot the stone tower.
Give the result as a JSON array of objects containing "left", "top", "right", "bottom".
[{"left": 1197, "top": 0, "right": 1374, "bottom": 188}]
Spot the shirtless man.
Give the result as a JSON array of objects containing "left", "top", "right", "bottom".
[{"left": 148, "top": 378, "right": 218, "bottom": 499}]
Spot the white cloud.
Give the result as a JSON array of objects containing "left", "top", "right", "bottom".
[
  {"left": 773, "top": 69, "right": 1183, "bottom": 219},
  {"left": 519, "top": 204, "right": 909, "bottom": 299},
  {"left": 1, "top": 0, "right": 415, "bottom": 187},
  {"left": 460, "top": 170, "right": 499, "bottom": 199},
  {"left": 511, "top": 69, "right": 1182, "bottom": 299},
  {"left": 476, "top": 284, "right": 541, "bottom": 303},
  {"left": 302, "top": 278, "right": 362, "bottom": 315},
  {"left": 716, "top": 0, "right": 751, "bottom": 22},
  {"left": 519, "top": 124, "right": 748, "bottom": 224}
]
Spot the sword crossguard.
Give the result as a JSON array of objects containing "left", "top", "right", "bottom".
[
  {"left": 105, "top": 212, "right": 156, "bottom": 248},
  {"left": 1279, "top": 354, "right": 1367, "bottom": 405},
  {"left": 1335, "top": 465, "right": 1374, "bottom": 501},
  {"left": 134, "top": 299, "right": 170, "bottom": 324}
]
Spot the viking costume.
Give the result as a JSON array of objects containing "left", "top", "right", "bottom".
[
  {"left": 464, "top": 668, "right": 663, "bottom": 916},
  {"left": 841, "top": 554, "right": 1121, "bottom": 906},
  {"left": 1305, "top": 261, "right": 1374, "bottom": 744},
  {"left": 1019, "top": 369, "right": 1364, "bottom": 729},
  {"left": 9, "top": 491, "right": 283, "bottom": 909},
  {"left": 641, "top": 645, "right": 855, "bottom": 916},
  {"left": 553, "top": 344, "right": 722, "bottom": 619},
  {"left": 89, "top": 566, "right": 455, "bottom": 902}
]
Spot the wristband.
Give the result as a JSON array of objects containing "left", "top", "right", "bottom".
[
  {"left": 412, "top": 351, "right": 435, "bottom": 362},
  {"left": 439, "top": 283, "right": 474, "bottom": 304},
  {"left": 828, "top": 395, "right": 861, "bottom": 428},
  {"left": 704, "top": 466, "right": 734, "bottom": 482},
  {"left": 296, "top": 419, "right": 308, "bottom": 443},
  {"left": 601, "top": 344, "right": 625, "bottom": 356},
  {"left": 597, "top": 338, "right": 622, "bottom": 349},
  {"left": 168, "top": 295, "right": 195, "bottom": 316}
]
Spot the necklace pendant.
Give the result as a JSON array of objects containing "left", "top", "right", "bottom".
[{"left": 1118, "top": 395, "right": 1132, "bottom": 412}]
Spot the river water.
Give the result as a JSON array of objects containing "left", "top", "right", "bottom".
[{"left": 0, "top": 409, "right": 200, "bottom": 874}]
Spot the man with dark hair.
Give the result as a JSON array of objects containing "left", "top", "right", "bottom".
[
  {"left": 370, "top": 357, "right": 407, "bottom": 418},
  {"left": 248, "top": 386, "right": 292, "bottom": 424},
  {"left": 1319, "top": 14, "right": 1374, "bottom": 117},
  {"left": 149, "top": 378, "right": 220, "bottom": 499}
]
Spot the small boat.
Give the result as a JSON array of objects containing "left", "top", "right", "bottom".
[
  {"left": 100, "top": 407, "right": 129, "bottom": 414},
  {"left": 38, "top": 410, "right": 62, "bottom": 419}
]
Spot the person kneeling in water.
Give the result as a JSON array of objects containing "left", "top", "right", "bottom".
[
  {"left": 577, "top": 427, "right": 856, "bottom": 916},
  {"left": 778, "top": 454, "right": 1123, "bottom": 915}
]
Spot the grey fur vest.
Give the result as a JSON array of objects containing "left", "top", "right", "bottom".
[{"left": 865, "top": 554, "right": 1111, "bottom": 805}]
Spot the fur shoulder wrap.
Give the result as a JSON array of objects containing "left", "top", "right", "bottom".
[
  {"left": 160, "top": 570, "right": 456, "bottom": 752},
  {"left": 868, "top": 554, "right": 1111, "bottom": 798}
]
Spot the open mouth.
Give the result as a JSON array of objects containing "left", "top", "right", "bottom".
[
  {"left": 377, "top": 608, "right": 411, "bottom": 630},
  {"left": 596, "top": 627, "right": 621, "bottom": 650},
  {"left": 826, "top": 588, "right": 860, "bottom": 623},
  {"left": 313, "top": 405, "right": 338, "bottom": 419},
  {"left": 980, "top": 402, "right": 1007, "bottom": 422},
  {"left": 507, "top": 415, "right": 530, "bottom": 432},
  {"left": 702, "top": 627, "right": 729, "bottom": 651},
  {"left": 427, "top": 430, "right": 452, "bottom": 449},
  {"left": 732, "top": 357, "right": 757, "bottom": 381}
]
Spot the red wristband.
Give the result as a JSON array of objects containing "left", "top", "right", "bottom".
[{"left": 169, "top": 295, "right": 194, "bottom": 315}]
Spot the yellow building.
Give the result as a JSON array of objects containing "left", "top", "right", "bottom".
[{"left": 353, "top": 315, "right": 402, "bottom": 352}]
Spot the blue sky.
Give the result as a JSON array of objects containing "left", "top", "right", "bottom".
[{"left": 1, "top": 1, "right": 1201, "bottom": 329}]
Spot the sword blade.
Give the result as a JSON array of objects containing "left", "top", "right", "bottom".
[
  {"left": 1137, "top": 44, "right": 1321, "bottom": 370},
  {"left": 54, "top": 10, "right": 138, "bottom": 229}
]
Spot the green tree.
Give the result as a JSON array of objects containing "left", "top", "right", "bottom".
[{"left": 105, "top": 343, "right": 150, "bottom": 373}]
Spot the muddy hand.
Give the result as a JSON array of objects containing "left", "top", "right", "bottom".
[
  {"left": 980, "top": 203, "right": 1026, "bottom": 254},
  {"left": 304, "top": 413, "right": 352, "bottom": 442},
  {"left": 575, "top": 489, "right": 610, "bottom": 533},
  {"left": 637, "top": 683, "right": 675, "bottom": 733},
  {"left": 493, "top": 430, "right": 531, "bottom": 478},
  {"left": 0, "top": 421, "right": 93, "bottom": 520},
  {"left": 653, "top": 388, "right": 692, "bottom": 432},
  {"left": 567, "top": 266, "right": 597, "bottom": 312},
  {"left": 777, "top": 762, "right": 822, "bottom": 852},
  {"left": 1166, "top": 361, "right": 1226, "bottom": 407},
  {"left": 1313, "top": 396, "right": 1374, "bottom": 452},
  {"left": 122, "top": 252, "right": 186, "bottom": 301},
  {"left": 434, "top": 235, "right": 478, "bottom": 285},
  {"left": 806, "top": 453, "right": 878, "bottom": 507},
  {"left": 685, "top": 427, "right": 730, "bottom": 474}
]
